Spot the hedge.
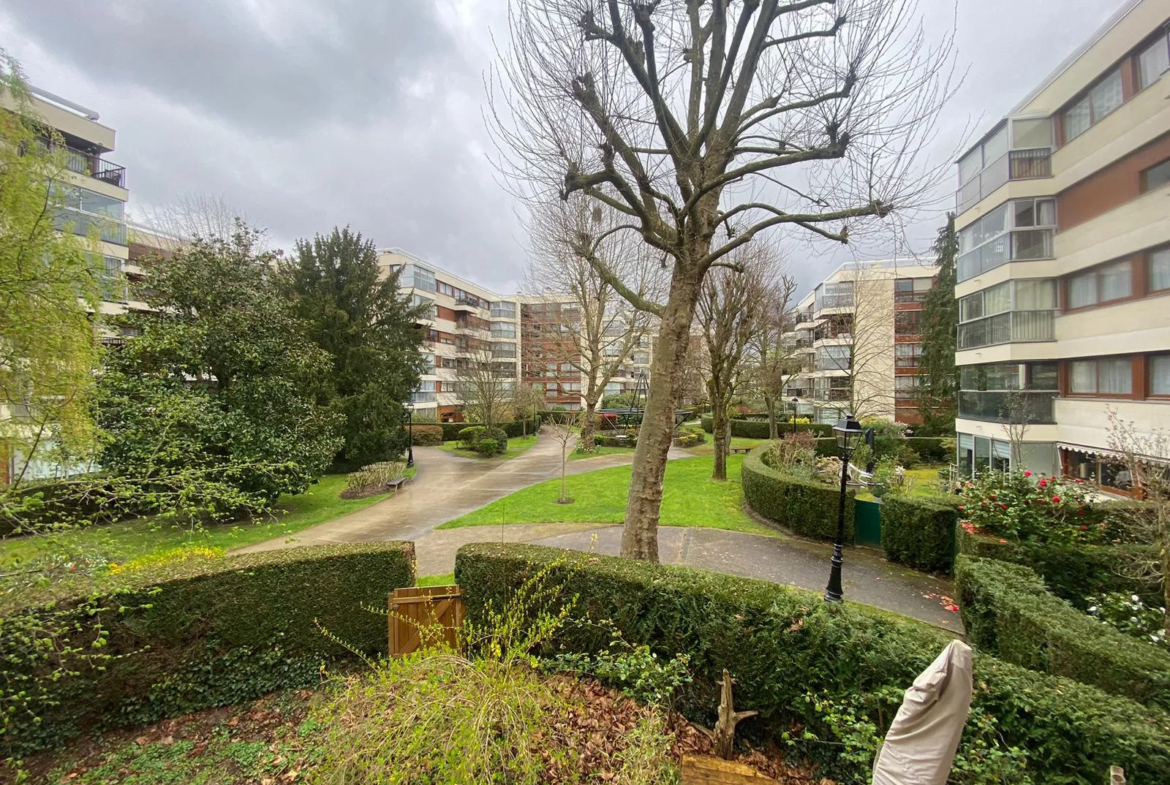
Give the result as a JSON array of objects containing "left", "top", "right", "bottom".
[
  {"left": 880, "top": 495, "right": 958, "bottom": 573},
  {"left": 741, "top": 447, "right": 854, "bottom": 542},
  {"left": 595, "top": 433, "right": 637, "bottom": 448},
  {"left": 455, "top": 544, "right": 1170, "bottom": 784},
  {"left": 956, "top": 528, "right": 1163, "bottom": 609},
  {"left": 437, "top": 417, "right": 541, "bottom": 441},
  {"left": 1, "top": 543, "right": 415, "bottom": 757},
  {"left": 955, "top": 555, "right": 1170, "bottom": 711},
  {"left": 408, "top": 424, "right": 443, "bottom": 446},
  {"left": 700, "top": 414, "right": 832, "bottom": 438}
]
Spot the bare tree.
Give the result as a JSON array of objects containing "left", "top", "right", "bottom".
[
  {"left": 750, "top": 274, "right": 799, "bottom": 439},
  {"left": 548, "top": 411, "right": 581, "bottom": 503},
  {"left": 525, "top": 197, "right": 660, "bottom": 452},
  {"left": 1106, "top": 408, "right": 1170, "bottom": 637},
  {"left": 133, "top": 193, "right": 246, "bottom": 246},
  {"left": 490, "top": 0, "right": 957, "bottom": 560},
  {"left": 456, "top": 347, "right": 513, "bottom": 430},
  {"left": 697, "top": 245, "right": 775, "bottom": 480},
  {"left": 510, "top": 381, "right": 547, "bottom": 436}
]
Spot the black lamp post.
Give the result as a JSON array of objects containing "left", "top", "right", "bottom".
[
  {"left": 405, "top": 401, "right": 415, "bottom": 469},
  {"left": 824, "top": 412, "right": 864, "bottom": 603},
  {"left": 790, "top": 397, "right": 800, "bottom": 437}
]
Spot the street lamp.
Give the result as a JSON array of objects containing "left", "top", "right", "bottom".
[
  {"left": 824, "top": 412, "right": 864, "bottom": 604},
  {"left": 790, "top": 397, "right": 800, "bottom": 438},
  {"left": 405, "top": 401, "right": 415, "bottom": 468}
]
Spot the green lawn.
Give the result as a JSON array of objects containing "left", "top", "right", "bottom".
[
  {"left": 683, "top": 436, "right": 769, "bottom": 456},
  {"left": 438, "top": 454, "right": 778, "bottom": 536},
  {"left": 0, "top": 468, "right": 416, "bottom": 568},
  {"left": 438, "top": 434, "right": 539, "bottom": 460},
  {"left": 568, "top": 445, "right": 636, "bottom": 461}
]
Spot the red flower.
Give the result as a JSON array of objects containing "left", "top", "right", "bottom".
[
  {"left": 989, "top": 494, "right": 997, "bottom": 501},
  {"left": 1074, "top": 478, "right": 1083, "bottom": 484},
  {"left": 1077, "top": 509, "right": 1085, "bottom": 516},
  {"left": 1038, "top": 479, "right": 1047, "bottom": 487},
  {"left": 1000, "top": 504, "right": 1008, "bottom": 511},
  {"left": 1080, "top": 525, "right": 1088, "bottom": 531},
  {"left": 1023, "top": 471, "right": 1032, "bottom": 477},
  {"left": 958, "top": 505, "right": 965, "bottom": 512},
  {"left": 998, "top": 539, "right": 1008, "bottom": 544},
  {"left": 1051, "top": 495, "right": 1061, "bottom": 504}
]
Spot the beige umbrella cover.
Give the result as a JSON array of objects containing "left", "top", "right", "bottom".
[{"left": 871, "top": 639, "right": 974, "bottom": 785}]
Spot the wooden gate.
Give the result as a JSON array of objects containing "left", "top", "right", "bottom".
[
  {"left": 388, "top": 585, "right": 466, "bottom": 657},
  {"left": 854, "top": 499, "right": 883, "bottom": 547}
]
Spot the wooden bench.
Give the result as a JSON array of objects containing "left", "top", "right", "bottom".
[
  {"left": 728, "top": 447, "right": 752, "bottom": 455},
  {"left": 386, "top": 476, "right": 407, "bottom": 492}
]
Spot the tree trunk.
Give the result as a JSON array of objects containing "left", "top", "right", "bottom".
[
  {"left": 581, "top": 398, "right": 597, "bottom": 452},
  {"left": 621, "top": 272, "right": 701, "bottom": 562},
  {"left": 712, "top": 399, "right": 729, "bottom": 481},
  {"left": 712, "top": 669, "right": 756, "bottom": 760},
  {"left": 561, "top": 443, "right": 568, "bottom": 503},
  {"left": 765, "top": 394, "right": 777, "bottom": 440}
]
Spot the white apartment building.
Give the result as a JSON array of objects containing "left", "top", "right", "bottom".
[
  {"left": 953, "top": 0, "right": 1170, "bottom": 490},
  {"left": 380, "top": 249, "right": 522, "bottom": 422},
  {"left": 784, "top": 260, "right": 938, "bottom": 425}
]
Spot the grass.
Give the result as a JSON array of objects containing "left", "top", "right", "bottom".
[
  {"left": 416, "top": 572, "right": 456, "bottom": 587},
  {"left": 568, "top": 445, "right": 636, "bottom": 461},
  {"left": 438, "top": 454, "right": 778, "bottom": 537},
  {"left": 438, "top": 434, "right": 539, "bottom": 460},
  {"left": 682, "top": 436, "right": 769, "bottom": 456},
  {"left": 0, "top": 467, "right": 416, "bottom": 568},
  {"left": 857, "top": 464, "right": 949, "bottom": 502}
]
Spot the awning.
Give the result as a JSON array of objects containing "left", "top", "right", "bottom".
[{"left": 1057, "top": 443, "right": 1169, "bottom": 465}]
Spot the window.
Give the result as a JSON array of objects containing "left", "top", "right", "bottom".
[
  {"left": 1152, "top": 355, "right": 1170, "bottom": 396},
  {"left": 491, "top": 322, "right": 516, "bottom": 339},
  {"left": 894, "top": 311, "right": 922, "bottom": 335},
  {"left": 895, "top": 343, "right": 922, "bottom": 368},
  {"left": 1142, "top": 158, "right": 1170, "bottom": 193},
  {"left": 1063, "top": 68, "right": 1122, "bottom": 143},
  {"left": 1069, "top": 358, "right": 1132, "bottom": 396},
  {"left": 957, "top": 198, "right": 1055, "bottom": 281},
  {"left": 1138, "top": 29, "right": 1170, "bottom": 90},
  {"left": 409, "top": 266, "right": 436, "bottom": 293},
  {"left": 1067, "top": 261, "right": 1132, "bottom": 309},
  {"left": 1150, "top": 248, "right": 1170, "bottom": 293}
]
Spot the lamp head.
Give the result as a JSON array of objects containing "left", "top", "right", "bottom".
[{"left": 833, "top": 413, "right": 863, "bottom": 452}]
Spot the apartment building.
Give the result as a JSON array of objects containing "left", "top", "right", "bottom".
[
  {"left": 783, "top": 260, "right": 938, "bottom": 425},
  {"left": 953, "top": 0, "right": 1170, "bottom": 489},
  {"left": 518, "top": 295, "right": 653, "bottom": 411},
  {"left": 380, "top": 249, "right": 522, "bottom": 422}
]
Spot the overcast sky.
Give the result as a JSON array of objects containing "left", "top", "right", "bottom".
[{"left": 1, "top": 1, "right": 1124, "bottom": 298}]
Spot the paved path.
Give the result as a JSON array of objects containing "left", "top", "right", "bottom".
[
  {"left": 413, "top": 523, "right": 964, "bottom": 632},
  {"left": 234, "top": 431, "right": 687, "bottom": 554}
]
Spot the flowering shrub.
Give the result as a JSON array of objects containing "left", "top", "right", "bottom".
[
  {"left": 958, "top": 470, "right": 1109, "bottom": 544},
  {"left": 1087, "top": 593, "right": 1168, "bottom": 651}
]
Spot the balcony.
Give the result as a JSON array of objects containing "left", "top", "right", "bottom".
[
  {"left": 957, "top": 229, "right": 1053, "bottom": 282},
  {"left": 1009, "top": 148, "right": 1052, "bottom": 179},
  {"left": 957, "top": 310, "right": 1055, "bottom": 351},
  {"left": 454, "top": 295, "right": 485, "bottom": 312},
  {"left": 411, "top": 391, "right": 437, "bottom": 404},
  {"left": 958, "top": 390, "right": 1056, "bottom": 424},
  {"left": 54, "top": 208, "right": 127, "bottom": 245},
  {"left": 62, "top": 146, "right": 126, "bottom": 189},
  {"left": 956, "top": 148, "right": 1052, "bottom": 213}
]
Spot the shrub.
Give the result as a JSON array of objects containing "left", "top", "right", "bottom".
[
  {"left": 459, "top": 425, "right": 486, "bottom": 449},
  {"left": 1088, "top": 592, "right": 1169, "bottom": 650},
  {"left": 700, "top": 415, "right": 831, "bottom": 438},
  {"left": 741, "top": 447, "right": 854, "bottom": 541},
  {"left": 671, "top": 432, "right": 705, "bottom": 448},
  {"left": 958, "top": 470, "right": 1114, "bottom": 545},
  {"left": 477, "top": 438, "right": 500, "bottom": 455},
  {"left": 1, "top": 542, "right": 416, "bottom": 757},
  {"left": 346, "top": 461, "right": 406, "bottom": 493},
  {"left": 596, "top": 433, "right": 637, "bottom": 448},
  {"left": 483, "top": 427, "right": 508, "bottom": 454},
  {"left": 408, "top": 424, "right": 443, "bottom": 446},
  {"left": 892, "top": 443, "right": 920, "bottom": 469},
  {"left": 456, "top": 544, "right": 1170, "bottom": 784},
  {"left": 955, "top": 556, "right": 1170, "bottom": 711},
  {"left": 880, "top": 495, "right": 958, "bottom": 573}
]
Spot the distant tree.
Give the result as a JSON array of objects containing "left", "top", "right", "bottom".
[
  {"left": 697, "top": 245, "right": 774, "bottom": 481},
  {"left": 750, "top": 275, "right": 799, "bottom": 440},
  {"left": 97, "top": 224, "right": 342, "bottom": 504},
  {"left": 0, "top": 50, "right": 103, "bottom": 485},
  {"left": 509, "top": 382, "right": 546, "bottom": 436},
  {"left": 456, "top": 346, "right": 513, "bottom": 430},
  {"left": 916, "top": 215, "right": 959, "bottom": 433},
  {"left": 278, "top": 227, "right": 427, "bottom": 468}
]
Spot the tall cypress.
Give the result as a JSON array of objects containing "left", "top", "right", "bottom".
[
  {"left": 916, "top": 214, "right": 959, "bottom": 434},
  {"left": 279, "top": 227, "right": 427, "bottom": 468}
]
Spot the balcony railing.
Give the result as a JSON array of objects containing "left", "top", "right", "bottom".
[
  {"left": 958, "top": 390, "right": 1056, "bottom": 424},
  {"left": 956, "top": 148, "right": 1053, "bottom": 212},
  {"left": 411, "top": 391, "right": 437, "bottom": 403},
  {"left": 815, "top": 294, "right": 854, "bottom": 312},
  {"left": 957, "top": 229, "right": 1053, "bottom": 282},
  {"left": 62, "top": 146, "right": 126, "bottom": 188},
  {"left": 53, "top": 208, "right": 127, "bottom": 245},
  {"left": 957, "top": 310, "right": 1055, "bottom": 350}
]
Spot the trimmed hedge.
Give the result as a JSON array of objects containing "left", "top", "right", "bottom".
[
  {"left": 455, "top": 544, "right": 1170, "bottom": 784},
  {"left": 408, "top": 424, "right": 443, "bottom": 446},
  {"left": 2, "top": 543, "right": 415, "bottom": 756},
  {"left": 955, "top": 555, "right": 1170, "bottom": 711},
  {"left": 437, "top": 417, "right": 540, "bottom": 441},
  {"left": 880, "top": 495, "right": 958, "bottom": 573},
  {"left": 957, "top": 528, "right": 1162, "bottom": 609},
  {"left": 700, "top": 414, "right": 832, "bottom": 438},
  {"left": 741, "top": 447, "right": 854, "bottom": 541},
  {"left": 595, "top": 433, "right": 637, "bottom": 448}
]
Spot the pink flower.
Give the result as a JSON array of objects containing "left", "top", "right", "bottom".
[
  {"left": 1074, "top": 478, "right": 1083, "bottom": 484},
  {"left": 1038, "top": 479, "right": 1047, "bottom": 488},
  {"left": 998, "top": 539, "right": 1008, "bottom": 544},
  {"left": 957, "top": 505, "right": 965, "bottom": 512},
  {"left": 1023, "top": 471, "right": 1032, "bottom": 477},
  {"left": 1052, "top": 495, "right": 1061, "bottom": 504}
]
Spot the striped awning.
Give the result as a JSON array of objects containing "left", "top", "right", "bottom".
[{"left": 1057, "top": 443, "right": 1169, "bottom": 465}]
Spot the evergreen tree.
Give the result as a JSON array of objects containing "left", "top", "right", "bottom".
[
  {"left": 916, "top": 214, "right": 959, "bottom": 433},
  {"left": 279, "top": 227, "right": 426, "bottom": 468}
]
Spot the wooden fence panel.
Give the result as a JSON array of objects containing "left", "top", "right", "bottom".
[{"left": 388, "top": 585, "right": 465, "bottom": 657}]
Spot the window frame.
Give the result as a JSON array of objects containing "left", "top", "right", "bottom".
[
  {"left": 1065, "top": 357, "right": 1135, "bottom": 399},
  {"left": 1137, "top": 26, "right": 1170, "bottom": 91},
  {"left": 1149, "top": 354, "right": 1170, "bottom": 399},
  {"left": 1141, "top": 158, "right": 1170, "bottom": 194},
  {"left": 1061, "top": 66, "right": 1123, "bottom": 144},
  {"left": 1063, "top": 259, "right": 1135, "bottom": 312}
]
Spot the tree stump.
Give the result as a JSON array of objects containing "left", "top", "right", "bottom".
[{"left": 712, "top": 669, "right": 757, "bottom": 760}]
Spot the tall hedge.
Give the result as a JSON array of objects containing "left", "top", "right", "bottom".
[
  {"left": 1, "top": 543, "right": 415, "bottom": 757},
  {"left": 740, "top": 447, "right": 854, "bottom": 541},
  {"left": 880, "top": 495, "right": 958, "bottom": 573},
  {"left": 700, "top": 414, "right": 832, "bottom": 438},
  {"left": 455, "top": 544, "right": 1170, "bottom": 784},
  {"left": 956, "top": 528, "right": 1162, "bottom": 609},
  {"left": 955, "top": 556, "right": 1170, "bottom": 711},
  {"left": 437, "top": 417, "right": 540, "bottom": 441}
]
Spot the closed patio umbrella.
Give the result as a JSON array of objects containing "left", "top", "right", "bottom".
[{"left": 871, "top": 640, "right": 973, "bottom": 785}]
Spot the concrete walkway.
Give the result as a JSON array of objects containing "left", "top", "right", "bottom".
[
  {"left": 234, "top": 431, "right": 687, "bottom": 554},
  {"left": 413, "top": 523, "right": 964, "bottom": 632}
]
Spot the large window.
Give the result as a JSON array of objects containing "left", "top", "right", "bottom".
[
  {"left": 1062, "top": 68, "right": 1122, "bottom": 143},
  {"left": 958, "top": 362, "right": 1058, "bottom": 423},
  {"left": 1069, "top": 358, "right": 1133, "bottom": 396},
  {"left": 815, "top": 345, "right": 851, "bottom": 372},
  {"left": 491, "top": 301, "right": 517, "bottom": 319},
  {"left": 1151, "top": 248, "right": 1170, "bottom": 293},
  {"left": 1138, "top": 28, "right": 1170, "bottom": 90},
  {"left": 957, "top": 198, "right": 1055, "bottom": 281},
  {"left": 814, "top": 281, "right": 853, "bottom": 311},
  {"left": 405, "top": 265, "right": 436, "bottom": 293},
  {"left": 895, "top": 343, "right": 921, "bottom": 368},
  {"left": 1142, "top": 158, "right": 1170, "bottom": 193},
  {"left": 1067, "top": 260, "right": 1132, "bottom": 309},
  {"left": 491, "top": 322, "right": 516, "bottom": 339},
  {"left": 1151, "top": 355, "right": 1170, "bottom": 396},
  {"left": 957, "top": 280, "right": 1056, "bottom": 349}
]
